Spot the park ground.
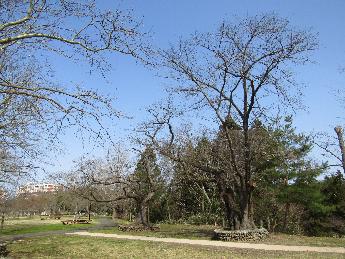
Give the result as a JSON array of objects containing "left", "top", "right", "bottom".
[{"left": 1, "top": 216, "right": 345, "bottom": 258}]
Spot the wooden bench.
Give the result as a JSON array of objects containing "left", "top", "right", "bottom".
[{"left": 61, "top": 219, "right": 91, "bottom": 225}]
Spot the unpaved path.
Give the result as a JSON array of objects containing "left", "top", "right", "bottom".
[
  {"left": 67, "top": 231, "right": 345, "bottom": 254},
  {"left": 0, "top": 217, "right": 116, "bottom": 242}
]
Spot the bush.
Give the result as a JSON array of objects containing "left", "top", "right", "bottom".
[{"left": 185, "top": 213, "right": 221, "bottom": 225}]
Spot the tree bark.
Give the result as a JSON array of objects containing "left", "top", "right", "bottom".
[
  {"left": 335, "top": 126, "right": 345, "bottom": 175},
  {"left": 0, "top": 212, "right": 4, "bottom": 230},
  {"left": 135, "top": 192, "right": 155, "bottom": 226},
  {"left": 217, "top": 177, "right": 256, "bottom": 230},
  {"left": 136, "top": 204, "right": 148, "bottom": 226},
  {"left": 111, "top": 208, "right": 115, "bottom": 221},
  {"left": 283, "top": 202, "right": 290, "bottom": 232}
]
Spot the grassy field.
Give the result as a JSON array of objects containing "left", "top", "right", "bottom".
[
  {"left": 4, "top": 235, "right": 345, "bottom": 259},
  {"left": 93, "top": 222, "right": 345, "bottom": 248},
  {"left": 1, "top": 218, "right": 345, "bottom": 258},
  {"left": 0, "top": 216, "right": 97, "bottom": 236}
]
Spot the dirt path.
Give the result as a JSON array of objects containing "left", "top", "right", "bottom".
[
  {"left": 67, "top": 231, "right": 345, "bottom": 254},
  {"left": 0, "top": 217, "right": 116, "bottom": 242}
]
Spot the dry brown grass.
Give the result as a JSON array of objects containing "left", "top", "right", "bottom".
[{"left": 6, "top": 235, "right": 345, "bottom": 259}]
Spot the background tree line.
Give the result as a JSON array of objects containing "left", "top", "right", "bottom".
[{"left": 30, "top": 116, "right": 340, "bottom": 236}]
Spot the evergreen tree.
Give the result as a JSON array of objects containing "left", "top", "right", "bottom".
[
  {"left": 168, "top": 137, "right": 222, "bottom": 224},
  {"left": 254, "top": 117, "right": 332, "bottom": 234},
  {"left": 316, "top": 171, "right": 345, "bottom": 236},
  {"left": 132, "top": 146, "right": 164, "bottom": 225}
]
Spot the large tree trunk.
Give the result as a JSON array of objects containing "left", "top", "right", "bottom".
[
  {"left": 222, "top": 196, "right": 255, "bottom": 230},
  {"left": 335, "top": 126, "right": 345, "bottom": 175},
  {"left": 135, "top": 192, "right": 155, "bottom": 226},
  {"left": 217, "top": 178, "right": 256, "bottom": 230},
  {"left": 136, "top": 203, "right": 148, "bottom": 226},
  {"left": 112, "top": 207, "right": 117, "bottom": 221}
]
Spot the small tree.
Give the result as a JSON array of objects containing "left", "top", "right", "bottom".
[{"left": 69, "top": 146, "right": 164, "bottom": 226}]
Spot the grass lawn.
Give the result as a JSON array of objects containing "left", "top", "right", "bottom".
[
  {"left": 4, "top": 235, "right": 345, "bottom": 259},
  {"left": 92, "top": 221, "right": 345, "bottom": 248},
  {"left": 92, "top": 223, "right": 215, "bottom": 240},
  {"left": 0, "top": 216, "right": 97, "bottom": 236},
  {"left": 257, "top": 233, "right": 345, "bottom": 248},
  {"left": 1, "top": 218, "right": 345, "bottom": 258}
]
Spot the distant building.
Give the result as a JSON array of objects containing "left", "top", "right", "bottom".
[
  {"left": 17, "top": 182, "right": 62, "bottom": 195},
  {"left": 0, "top": 188, "right": 7, "bottom": 200}
]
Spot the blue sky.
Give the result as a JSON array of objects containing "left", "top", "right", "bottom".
[{"left": 42, "top": 0, "right": 345, "bottom": 176}]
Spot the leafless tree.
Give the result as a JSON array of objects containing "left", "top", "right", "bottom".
[
  {"left": 0, "top": 0, "right": 149, "bottom": 183},
  {"left": 66, "top": 146, "right": 162, "bottom": 226},
  {"left": 145, "top": 14, "right": 317, "bottom": 230},
  {"left": 313, "top": 127, "right": 345, "bottom": 174}
]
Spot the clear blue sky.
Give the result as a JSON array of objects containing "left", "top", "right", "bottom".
[{"left": 42, "top": 0, "right": 345, "bottom": 177}]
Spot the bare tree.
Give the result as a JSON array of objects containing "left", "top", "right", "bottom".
[
  {"left": 66, "top": 146, "right": 162, "bottom": 226},
  {"left": 146, "top": 14, "right": 317, "bottom": 230},
  {"left": 0, "top": 0, "right": 149, "bottom": 183},
  {"left": 313, "top": 127, "right": 345, "bottom": 174}
]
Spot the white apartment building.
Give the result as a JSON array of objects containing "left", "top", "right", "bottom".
[{"left": 17, "top": 182, "right": 62, "bottom": 195}]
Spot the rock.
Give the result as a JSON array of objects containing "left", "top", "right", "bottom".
[
  {"left": 213, "top": 228, "right": 269, "bottom": 241},
  {"left": 118, "top": 224, "right": 160, "bottom": 232}
]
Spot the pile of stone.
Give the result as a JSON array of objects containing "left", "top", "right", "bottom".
[
  {"left": 214, "top": 228, "right": 269, "bottom": 241},
  {"left": 118, "top": 224, "right": 160, "bottom": 232}
]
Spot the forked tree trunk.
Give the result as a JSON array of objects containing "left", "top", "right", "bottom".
[{"left": 217, "top": 179, "right": 256, "bottom": 230}]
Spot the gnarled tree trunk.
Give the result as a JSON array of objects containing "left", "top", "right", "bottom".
[
  {"left": 217, "top": 177, "right": 256, "bottom": 230},
  {"left": 135, "top": 192, "right": 155, "bottom": 226}
]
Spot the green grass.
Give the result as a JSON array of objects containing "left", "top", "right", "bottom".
[
  {"left": 93, "top": 221, "right": 345, "bottom": 248},
  {"left": 93, "top": 223, "right": 215, "bottom": 239},
  {"left": 0, "top": 216, "right": 97, "bottom": 236},
  {"left": 256, "top": 233, "right": 345, "bottom": 248},
  {"left": 4, "top": 235, "right": 345, "bottom": 259},
  {"left": 2, "top": 218, "right": 345, "bottom": 258}
]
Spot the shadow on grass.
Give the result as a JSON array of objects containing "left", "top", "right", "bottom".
[{"left": 0, "top": 242, "right": 9, "bottom": 257}]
